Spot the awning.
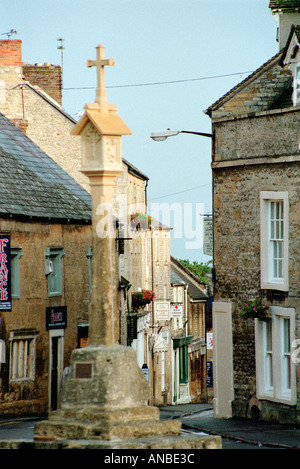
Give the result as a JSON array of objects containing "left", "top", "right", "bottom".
[{"left": 172, "top": 335, "right": 193, "bottom": 348}]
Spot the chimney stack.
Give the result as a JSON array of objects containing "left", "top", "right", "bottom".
[
  {"left": 0, "top": 40, "right": 22, "bottom": 66},
  {"left": 11, "top": 118, "right": 29, "bottom": 134},
  {"left": 0, "top": 39, "right": 62, "bottom": 106},
  {"left": 269, "top": 0, "right": 300, "bottom": 49}
]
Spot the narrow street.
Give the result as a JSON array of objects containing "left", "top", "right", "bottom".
[
  {"left": 0, "top": 404, "right": 299, "bottom": 449},
  {"left": 181, "top": 411, "right": 283, "bottom": 449},
  {"left": 159, "top": 404, "right": 300, "bottom": 450}
]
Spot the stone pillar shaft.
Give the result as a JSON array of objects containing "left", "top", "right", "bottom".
[{"left": 88, "top": 172, "right": 120, "bottom": 346}]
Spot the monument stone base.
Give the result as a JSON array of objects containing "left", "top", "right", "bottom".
[{"left": 34, "top": 345, "right": 221, "bottom": 449}]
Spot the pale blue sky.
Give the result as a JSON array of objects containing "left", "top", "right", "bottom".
[{"left": 2, "top": 0, "right": 279, "bottom": 263}]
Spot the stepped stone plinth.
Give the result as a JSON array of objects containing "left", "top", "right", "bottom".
[
  {"left": 34, "top": 345, "right": 181, "bottom": 441},
  {"left": 34, "top": 345, "right": 221, "bottom": 449}
]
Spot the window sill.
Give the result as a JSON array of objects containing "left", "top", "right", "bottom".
[
  {"left": 10, "top": 377, "right": 34, "bottom": 384},
  {"left": 261, "top": 282, "right": 289, "bottom": 292},
  {"left": 257, "top": 393, "right": 296, "bottom": 406}
]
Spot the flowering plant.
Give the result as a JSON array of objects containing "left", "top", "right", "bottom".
[
  {"left": 239, "top": 295, "right": 269, "bottom": 321},
  {"left": 130, "top": 213, "right": 152, "bottom": 230},
  {"left": 132, "top": 290, "right": 156, "bottom": 311}
]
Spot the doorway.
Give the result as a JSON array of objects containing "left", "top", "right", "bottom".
[
  {"left": 49, "top": 329, "right": 64, "bottom": 411},
  {"left": 212, "top": 302, "right": 233, "bottom": 418}
]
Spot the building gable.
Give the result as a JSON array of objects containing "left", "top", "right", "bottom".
[
  {"left": 0, "top": 113, "right": 91, "bottom": 223},
  {"left": 205, "top": 51, "right": 292, "bottom": 119}
]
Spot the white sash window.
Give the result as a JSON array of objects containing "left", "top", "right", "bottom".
[
  {"left": 260, "top": 192, "right": 289, "bottom": 291},
  {"left": 255, "top": 307, "right": 296, "bottom": 405}
]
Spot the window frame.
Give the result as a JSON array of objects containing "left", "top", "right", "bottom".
[
  {"left": 255, "top": 306, "right": 296, "bottom": 405},
  {"left": 10, "top": 247, "right": 23, "bottom": 299},
  {"left": 9, "top": 330, "right": 38, "bottom": 383},
  {"left": 260, "top": 191, "right": 289, "bottom": 291},
  {"left": 293, "top": 64, "right": 300, "bottom": 106}
]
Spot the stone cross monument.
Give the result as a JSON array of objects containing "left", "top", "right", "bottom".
[
  {"left": 34, "top": 45, "right": 220, "bottom": 449},
  {"left": 71, "top": 44, "right": 131, "bottom": 347},
  {"left": 86, "top": 44, "right": 114, "bottom": 108}
]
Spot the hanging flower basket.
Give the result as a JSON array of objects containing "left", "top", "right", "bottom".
[
  {"left": 239, "top": 295, "right": 269, "bottom": 322},
  {"left": 132, "top": 290, "right": 156, "bottom": 311},
  {"left": 130, "top": 213, "right": 152, "bottom": 231}
]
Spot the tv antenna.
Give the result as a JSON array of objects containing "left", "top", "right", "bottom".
[
  {"left": 57, "top": 38, "right": 65, "bottom": 87},
  {"left": 1, "top": 29, "right": 17, "bottom": 39}
]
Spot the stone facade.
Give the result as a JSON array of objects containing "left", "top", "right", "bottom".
[
  {"left": 211, "top": 118, "right": 300, "bottom": 422},
  {"left": 206, "top": 6, "right": 300, "bottom": 423},
  {"left": 0, "top": 219, "right": 91, "bottom": 416},
  {"left": 170, "top": 258, "right": 208, "bottom": 405}
]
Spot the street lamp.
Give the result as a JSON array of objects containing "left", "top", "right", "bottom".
[
  {"left": 150, "top": 129, "right": 213, "bottom": 141},
  {"left": 150, "top": 126, "right": 214, "bottom": 259}
]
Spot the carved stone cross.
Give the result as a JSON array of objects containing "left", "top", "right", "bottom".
[{"left": 87, "top": 44, "right": 115, "bottom": 107}]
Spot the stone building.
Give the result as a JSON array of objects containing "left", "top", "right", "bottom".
[
  {"left": 170, "top": 257, "right": 207, "bottom": 404},
  {"left": 205, "top": 1, "right": 300, "bottom": 424},
  {"left": 126, "top": 215, "right": 173, "bottom": 406},
  {"left": 0, "top": 112, "right": 92, "bottom": 416}
]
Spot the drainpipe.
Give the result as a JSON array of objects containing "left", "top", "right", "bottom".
[{"left": 144, "top": 180, "right": 148, "bottom": 212}]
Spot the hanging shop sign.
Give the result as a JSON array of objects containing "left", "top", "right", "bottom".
[
  {"left": 127, "top": 314, "right": 137, "bottom": 340},
  {"left": 154, "top": 300, "right": 170, "bottom": 321},
  {"left": 206, "top": 360, "right": 213, "bottom": 388},
  {"left": 170, "top": 302, "right": 183, "bottom": 318},
  {"left": 46, "top": 306, "right": 67, "bottom": 330},
  {"left": 206, "top": 332, "right": 213, "bottom": 350},
  {"left": 203, "top": 217, "right": 213, "bottom": 256},
  {"left": 0, "top": 235, "right": 11, "bottom": 311}
]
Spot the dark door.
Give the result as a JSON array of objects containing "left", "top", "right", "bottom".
[{"left": 51, "top": 336, "right": 59, "bottom": 410}]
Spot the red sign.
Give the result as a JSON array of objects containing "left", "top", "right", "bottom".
[{"left": 0, "top": 235, "right": 11, "bottom": 311}]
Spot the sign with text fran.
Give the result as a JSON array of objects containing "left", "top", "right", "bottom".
[
  {"left": 154, "top": 300, "right": 170, "bottom": 321},
  {"left": 0, "top": 235, "right": 11, "bottom": 311},
  {"left": 46, "top": 306, "right": 67, "bottom": 330}
]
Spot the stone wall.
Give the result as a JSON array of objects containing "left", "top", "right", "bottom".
[
  {"left": 212, "top": 143, "right": 300, "bottom": 420},
  {"left": 16, "top": 88, "right": 89, "bottom": 192},
  {"left": 213, "top": 107, "right": 300, "bottom": 163},
  {"left": 23, "top": 63, "right": 62, "bottom": 105},
  {"left": 213, "top": 161, "right": 300, "bottom": 297}
]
